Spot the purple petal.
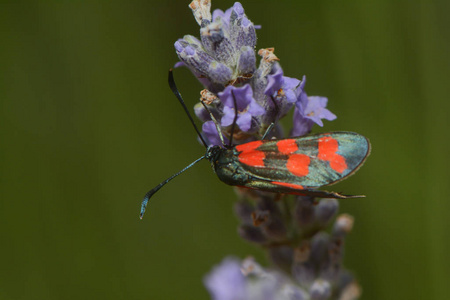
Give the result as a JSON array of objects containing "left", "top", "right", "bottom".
[
  {"left": 304, "top": 96, "right": 337, "bottom": 126},
  {"left": 321, "top": 108, "right": 337, "bottom": 121},
  {"left": 295, "top": 76, "right": 307, "bottom": 109},
  {"left": 282, "top": 76, "right": 300, "bottom": 90},
  {"left": 236, "top": 111, "right": 252, "bottom": 131},
  {"left": 295, "top": 90, "right": 309, "bottom": 116},
  {"left": 282, "top": 76, "right": 301, "bottom": 103},
  {"left": 173, "top": 61, "right": 186, "bottom": 68},
  {"left": 308, "top": 115, "right": 324, "bottom": 127},
  {"left": 247, "top": 100, "right": 265, "bottom": 116},
  {"left": 264, "top": 67, "right": 283, "bottom": 96},
  {"left": 218, "top": 84, "right": 254, "bottom": 111},
  {"left": 202, "top": 121, "right": 224, "bottom": 147},
  {"left": 174, "top": 40, "right": 185, "bottom": 53},
  {"left": 221, "top": 105, "right": 236, "bottom": 127},
  {"left": 292, "top": 108, "right": 314, "bottom": 137},
  {"left": 284, "top": 88, "right": 297, "bottom": 104}
]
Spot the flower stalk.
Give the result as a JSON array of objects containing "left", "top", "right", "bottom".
[{"left": 174, "top": 1, "right": 361, "bottom": 299}]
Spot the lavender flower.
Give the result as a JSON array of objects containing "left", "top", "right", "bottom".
[
  {"left": 205, "top": 257, "right": 308, "bottom": 300},
  {"left": 292, "top": 86, "right": 337, "bottom": 137},
  {"left": 174, "top": 1, "right": 361, "bottom": 299},
  {"left": 204, "top": 258, "right": 247, "bottom": 300},
  {"left": 219, "top": 85, "right": 265, "bottom": 132},
  {"left": 177, "top": 0, "right": 335, "bottom": 146}
]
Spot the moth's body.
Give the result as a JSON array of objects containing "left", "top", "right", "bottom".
[{"left": 206, "top": 131, "right": 370, "bottom": 198}]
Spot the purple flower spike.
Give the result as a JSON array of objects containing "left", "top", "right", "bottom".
[
  {"left": 219, "top": 85, "right": 265, "bottom": 132},
  {"left": 175, "top": 2, "right": 360, "bottom": 299},
  {"left": 204, "top": 258, "right": 247, "bottom": 300}
]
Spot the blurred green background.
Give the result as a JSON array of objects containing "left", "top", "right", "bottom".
[{"left": 1, "top": 0, "right": 449, "bottom": 299}]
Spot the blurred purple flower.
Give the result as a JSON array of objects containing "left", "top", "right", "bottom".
[
  {"left": 204, "top": 258, "right": 247, "bottom": 300},
  {"left": 205, "top": 257, "right": 308, "bottom": 300}
]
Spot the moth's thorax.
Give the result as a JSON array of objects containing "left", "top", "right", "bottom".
[{"left": 206, "top": 146, "right": 249, "bottom": 186}]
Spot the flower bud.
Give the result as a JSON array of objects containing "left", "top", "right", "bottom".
[
  {"left": 269, "top": 246, "right": 293, "bottom": 272},
  {"left": 333, "top": 214, "right": 354, "bottom": 237},
  {"left": 208, "top": 61, "right": 233, "bottom": 84},
  {"left": 234, "top": 200, "right": 255, "bottom": 225},
  {"left": 310, "top": 279, "right": 332, "bottom": 300},
  {"left": 263, "top": 217, "right": 287, "bottom": 241},
  {"left": 310, "top": 232, "right": 330, "bottom": 266},
  {"left": 315, "top": 199, "right": 339, "bottom": 227},
  {"left": 200, "top": 21, "right": 235, "bottom": 65},
  {"left": 238, "top": 224, "right": 267, "bottom": 244},
  {"left": 293, "top": 261, "right": 315, "bottom": 286},
  {"left": 237, "top": 46, "right": 256, "bottom": 75},
  {"left": 235, "top": 16, "right": 257, "bottom": 49}
]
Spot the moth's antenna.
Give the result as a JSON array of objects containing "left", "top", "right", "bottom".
[
  {"left": 140, "top": 155, "right": 206, "bottom": 219},
  {"left": 168, "top": 69, "right": 208, "bottom": 148},
  {"left": 228, "top": 90, "right": 239, "bottom": 148}
]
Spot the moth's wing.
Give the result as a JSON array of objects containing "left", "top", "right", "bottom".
[
  {"left": 235, "top": 132, "right": 370, "bottom": 189},
  {"left": 240, "top": 178, "right": 365, "bottom": 198}
]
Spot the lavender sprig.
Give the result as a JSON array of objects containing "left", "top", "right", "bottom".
[{"left": 175, "top": 1, "right": 360, "bottom": 299}]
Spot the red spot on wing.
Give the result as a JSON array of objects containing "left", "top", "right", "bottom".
[
  {"left": 286, "top": 154, "right": 310, "bottom": 177},
  {"left": 318, "top": 136, "right": 347, "bottom": 173},
  {"left": 239, "top": 151, "right": 265, "bottom": 167},
  {"left": 271, "top": 181, "right": 304, "bottom": 190},
  {"left": 277, "top": 139, "right": 298, "bottom": 154},
  {"left": 236, "top": 140, "right": 265, "bottom": 167},
  {"left": 235, "top": 140, "right": 263, "bottom": 152}
]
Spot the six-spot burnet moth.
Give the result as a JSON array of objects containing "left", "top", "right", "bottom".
[{"left": 139, "top": 70, "right": 371, "bottom": 219}]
